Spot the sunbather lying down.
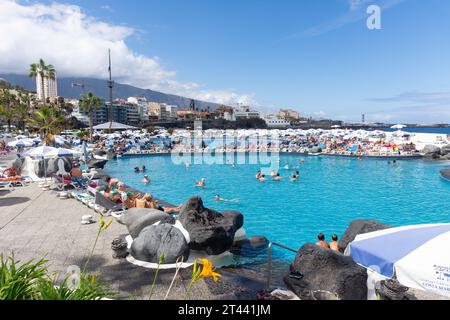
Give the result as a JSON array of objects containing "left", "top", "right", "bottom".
[{"left": 1, "top": 166, "right": 20, "bottom": 178}]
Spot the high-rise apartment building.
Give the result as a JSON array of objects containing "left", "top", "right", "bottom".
[{"left": 36, "top": 72, "right": 58, "bottom": 101}]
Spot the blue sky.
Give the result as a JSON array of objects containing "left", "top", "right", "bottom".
[{"left": 1, "top": 0, "right": 450, "bottom": 123}]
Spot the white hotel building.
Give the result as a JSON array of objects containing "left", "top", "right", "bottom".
[{"left": 36, "top": 73, "right": 58, "bottom": 101}]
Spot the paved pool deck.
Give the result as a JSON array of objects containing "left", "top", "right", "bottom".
[{"left": 0, "top": 183, "right": 266, "bottom": 300}]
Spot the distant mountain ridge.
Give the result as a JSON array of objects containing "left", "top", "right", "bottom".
[{"left": 0, "top": 73, "right": 222, "bottom": 110}]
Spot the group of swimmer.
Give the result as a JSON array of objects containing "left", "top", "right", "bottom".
[
  {"left": 254, "top": 159, "right": 305, "bottom": 182},
  {"left": 134, "top": 165, "right": 146, "bottom": 173},
  {"left": 255, "top": 170, "right": 300, "bottom": 182}
]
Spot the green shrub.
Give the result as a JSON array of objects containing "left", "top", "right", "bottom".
[
  {"left": 0, "top": 253, "right": 48, "bottom": 300},
  {"left": 0, "top": 253, "right": 115, "bottom": 300}
]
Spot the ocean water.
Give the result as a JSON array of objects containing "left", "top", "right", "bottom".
[{"left": 105, "top": 154, "right": 450, "bottom": 263}]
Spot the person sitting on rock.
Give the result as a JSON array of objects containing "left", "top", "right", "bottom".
[
  {"left": 143, "top": 193, "right": 160, "bottom": 210},
  {"left": 330, "top": 234, "right": 339, "bottom": 252},
  {"left": 316, "top": 233, "right": 330, "bottom": 249}
]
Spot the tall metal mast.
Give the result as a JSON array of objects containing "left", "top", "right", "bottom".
[{"left": 107, "top": 49, "right": 114, "bottom": 131}]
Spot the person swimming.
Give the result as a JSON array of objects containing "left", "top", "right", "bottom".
[
  {"left": 141, "top": 165, "right": 146, "bottom": 172},
  {"left": 273, "top": 173, "right": 282, "bottom": 181},
  {"left": 195, "top": 178, "right": 206, "bottom": 188},
  {"left": 256, "top": 170, "right": 262, "bottom": 179},
  {"left": 134, "top": 166, "right": 140, "bottom": 173},
  {"left": 388, "top": 160, "right": 397, "bottom": 165},
  {"left": 270, "top": 169, "right": 277, "bottom": 177},
  {"left": 142, "top": 175, "right": 150, "bottom": 184},
  {"left": 258, "top": 174, "right": 266, "bottom": 182},
  {"left": 215, "top": 194, "right": 239, "bottom": 203},
  {"left": 291, "top": 171, "right": 300, "bottom": 181}
]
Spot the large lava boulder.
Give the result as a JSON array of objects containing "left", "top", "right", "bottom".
[
  {"left": 440, "top": 145, "right": 450, "bottom": 156},
  {"left": 309, "top": 146, "right": 322, "bottom": 154},
  {"left": 338, "top": 219, "right": 392, "bottom": 252},
  {"left": 422, "top": 145, "right": 441, "bottom": 159},
  {"left": 117, "top": 208, "right": 170, "bottom": 239},
  {"left": 441, "top": 169, "right": 450, "bottom": 180},
  {"left": 284, "top": 244, "right": 367, "bottom": 300},
  {"left": 34, "top": 157, "right": 73, "bottom": 178},
  {"left": 130, "top": 223, "right": 190, "bottom": 264},
  {"left": 87, "top": 159, "right": 108, "bottom": 169},
  {"left": 178, "top": 197, "right": 244, "bottom": 255}
]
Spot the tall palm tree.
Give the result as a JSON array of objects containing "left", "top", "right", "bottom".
[
  {"left": 79, "top": 92, "right": 103, "bottom": 141},
  {"left": 28, "top": 106, "right": 64, "bottom": 138},
  {"left": 29, "top": 59, "right": 55, "bottom": 103}
]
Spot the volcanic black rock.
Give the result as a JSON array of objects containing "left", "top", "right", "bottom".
[
  {"left": 284, "top": 244, "right": 367, "bottom": 300},
  {"left": 178, "top": 197, "right": 244, "bottom": 255},
  {"left": 130, "top": 223, "right": 190, "bottom": 263},
  {"left": 338, "top": 219, "right": 392, "bottom": 252}
]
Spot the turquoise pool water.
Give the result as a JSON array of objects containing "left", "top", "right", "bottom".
[{"left": 105, "top": 154, "right": 450, "bottom": 262}]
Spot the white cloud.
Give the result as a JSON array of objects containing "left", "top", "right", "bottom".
[{"left": 0, "top": 0, "right": 253, "bottom": 106}]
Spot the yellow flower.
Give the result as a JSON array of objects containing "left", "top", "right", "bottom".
[{"left": 198, "top": 258, "right": 221, "bottom": 282}]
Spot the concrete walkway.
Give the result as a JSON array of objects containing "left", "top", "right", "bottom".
[{"left": 0, "top": 184, "right": 265, "bottom": 300}]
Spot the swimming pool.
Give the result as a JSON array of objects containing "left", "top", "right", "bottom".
[{"left": 105, "top": 154, "right": 450, "bottom": 263}]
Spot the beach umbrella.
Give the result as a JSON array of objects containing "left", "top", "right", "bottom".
[
  {"left": 392, "top": 130, "right": 411, "bottom": 137},
  {"left": 391, "top": 124, "right": 406, "bottom": 130},
  {"left": 23, "top": 146, "right": 76, "bottom": 158},
  {"left": 7, "top": 139, "right": 33, "bottom": 147},
  {"left": 346, "top": 223, "right": 450, "bottom": 298},
  {"left": 22, "top": 146, "right": 74, "bottom": 181}
]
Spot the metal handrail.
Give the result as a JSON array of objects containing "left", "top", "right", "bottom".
[{"left": 267, "top": 241, "right": 298, "bottom": 290}]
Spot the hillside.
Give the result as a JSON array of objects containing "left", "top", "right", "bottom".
[{"left": 0, "top": 74, "right": 222, "bottom": 111}]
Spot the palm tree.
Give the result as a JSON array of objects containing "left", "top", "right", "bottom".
[
  {"left": 0, "top": 89, "right": 17, "bottom": 132},
  {"left": 28, "top": 106, "right": 64, "bottom": 138},
  {"left": 0, "top": 105, "right": 15, "bottom": 132},
  {"left": 15, "top": 104, "right": 30, "bottom": 132},
  {"left": 79, "top": 92, "right": 103, "bottom": 141},
  {"left": 29, "top": 59, "right": 55, "bottom": 103}
]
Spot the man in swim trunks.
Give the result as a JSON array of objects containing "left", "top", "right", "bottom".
[
  {"left": 330, "top": 234, "right": 339, "bottom": 252},
  {"left": 142, "top": 175, "right": 150, "bottom": 184},
  {"left": 256, "top": 170, "right": 262, "bottom": 179},
  {"left": 316, "top": 233, "right": 330, "bottom": 249}
]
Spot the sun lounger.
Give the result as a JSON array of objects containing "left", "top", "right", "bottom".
[
  {"left": 94, "top": 191, "right": 126, "bottom": 216},
  {"left": 0, "top": 176, "right": 32, "bottom": 187}
]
